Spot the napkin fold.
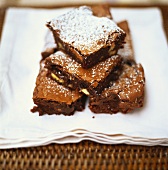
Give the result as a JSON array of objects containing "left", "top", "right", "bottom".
[{"left": 0, "top": 7, "right": 168, "bottom": 149}]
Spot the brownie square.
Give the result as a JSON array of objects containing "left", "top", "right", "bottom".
[
  {"left": 45, "top": 51, "right": 122, "bottom": 96},
  {"left": 89, "top": 63, "right": 145, "bottom": 114},
  {"left": 46, "top": 6, "right": 125, "bottom": 68},
  {"left": 89, "top": 20, "right": 145, "bottom": 114},
  {"left": 31, "top": 65, "right": 86, "bottom": 116},
  {"left": 91, "top": 4, "right": 113, "bottom": 19},
  {"left": 117, "top": 20, "right": 135, "bottom": 65},
  {"left": 41, "top": 5, "right": 112, "bottom": 60}
]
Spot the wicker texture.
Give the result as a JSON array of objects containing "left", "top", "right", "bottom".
[
  {"left": 0, "top": 4, "right": 168, "bottom": 170},
  {"left": 0, "top": 142, "right": 168, "bottom": 170}
]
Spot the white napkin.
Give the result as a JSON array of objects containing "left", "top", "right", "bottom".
[{"left": 0, "top": 7, "right": 168, "bottom": 149}]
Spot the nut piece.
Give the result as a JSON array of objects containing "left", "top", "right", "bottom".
[
  {"left": 109, "top": 49, "right": 117, "bottom": 56},
  {"left": 81, "top": 89, "right": 90, "bottom": 95},
  {"left": 108, "top": 42, "right": 117, "bottom": 56},
  {"left": 68, "top": 84, "right": 73, "bottom": 88},
  {"left": 58, "top": 42, "right": 63, "bottom": 49},
  {"left": 51, "top": 73, "right": 64, "bottom": 83},
  {"left": 108, "top": 42, "right": 115, "bottom": 52}
]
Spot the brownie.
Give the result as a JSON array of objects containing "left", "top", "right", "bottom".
[
  {"left": 45, "top": 51, "right": 122, "bottom": 95},
  {"left": 31, "top": 65, "right": 86, "bottom": 116},
  {"left": 46, "top": 6, "right": 126, "bottom": 68},
  {"left": 89, "top": 63, "right": 145, "bottom": 114},
  {"left": 117, "top": 20, "right": 135, "bottom": 65},
  {"left": 89, "top": 21, "right": 145, "bottom": 114},
  {"left": 91, "top": 5, "right": 112, "bottom": 19},
  {"left": 41, "top": 5, "right": 112, "bottom": 60},
  {"left": 41, "top": 30, "right": 57, "bottom": 60}
]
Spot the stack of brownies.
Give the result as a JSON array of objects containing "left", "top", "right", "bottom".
[{"left": 31, "top": 5, "right": 145, "bottom": 116}]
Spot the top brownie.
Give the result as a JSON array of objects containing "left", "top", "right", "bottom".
[{"left": 46, "top": 6, "right": 126, "bottom": 68}]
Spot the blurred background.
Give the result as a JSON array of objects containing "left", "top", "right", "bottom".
[{"left": 1, "top": 0, "right": 168, "bottom": 7}]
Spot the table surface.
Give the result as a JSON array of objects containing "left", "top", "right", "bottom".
[{"left": 0, "top": 3, "right": 168, "bottom": 170}]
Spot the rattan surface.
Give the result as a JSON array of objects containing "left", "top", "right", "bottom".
[
  {"left": 0, "top": 4, "right": 168, "bottom": 170},
  {"left": 0, "top": 142, "right": 168, "bottom": 170}
]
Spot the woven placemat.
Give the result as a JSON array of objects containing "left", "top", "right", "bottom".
[
  {"left": 0, "top": 142, "right": 168, "bottom": 170},
  {"left": 0, "top": 4, "right": 168, "bottom": 170}
]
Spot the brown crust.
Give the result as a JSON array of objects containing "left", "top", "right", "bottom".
[
  {"left": 31, "top": 67, "right": 87, "bottom": 116},
  {"left": 117, "top": 20, "right": 135, "bottom": 65},
  {"left": 89, "top": 63, "right": 145, "bottom": 114},
  {"left": 31, "top": 95, "right": 86, "bottom": 116},
  {"left": 45, "top": 51, "right": 122, "bottom": 95},
  {"left": 91, "top": 4, "right": 113, "bottom": 19},
  {"left": 46, "top": 6, "right": 125, "bottom": 68}
]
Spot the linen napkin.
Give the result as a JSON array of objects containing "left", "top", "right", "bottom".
[{"left": 0, "top": 7, "right": 168, "bottom": 149}]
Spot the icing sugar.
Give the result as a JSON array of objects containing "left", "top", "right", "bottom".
[
  {"left": 48, "top": 6, "right": 124, "bottom": 55},
  {"left": 49, "top": 51, "right": 120, "bottom": 84},
  {"left": 37, "top": 69, "right": 82, "bottom": 103},
  {"left": 106, "top": 64, "right": 145, "bottom": 102}
]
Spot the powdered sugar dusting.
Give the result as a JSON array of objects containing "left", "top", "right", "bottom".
[
  {"left": 49, "top": 6, "right": 124, "bottom": 55},
  {"left": 48, "top": 51, "right": 120, "bottom": 85},
  {"left": 105, "top": 64, "right": 145, "bottom": 102},
  {"left": 36, "top": 68, "right": 83, "bottom": 104}
]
